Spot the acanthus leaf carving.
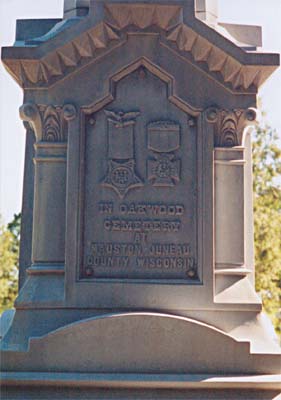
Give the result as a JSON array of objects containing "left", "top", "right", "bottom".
[
  {"left": 20, "top": 102, "right": 69, "bottom": 143},
  {"left": 215, "top": 108, "right": 257, "bottom": 147},
  {"left": 41, "top": 105, "right": 64, "bottom": 142}
]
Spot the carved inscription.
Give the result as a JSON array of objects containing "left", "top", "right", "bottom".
[
  {"left": 86, "top": 240, "right": 196, "bottom": 276},
  {"left": 80, "top": 68, "right": 198, "bottom": 281},
  {"left": 83, "top": 202, "right": 197, "bottom": 280},
  {"left": 103, "top": 219, "right": 181, "bottom": 232}
]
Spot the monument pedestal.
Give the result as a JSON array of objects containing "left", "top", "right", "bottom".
[
  {"left": 1, "top": 1, "right": 280, "bottom": 398},
  {"left": 2, "top": 311, "right": 281, "bottom": 398},
  {"left": 2, "top": 312, "right": 281, "bottom": 398}
]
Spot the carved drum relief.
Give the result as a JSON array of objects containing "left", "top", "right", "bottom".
[{"left": 79, "top": 68, "right": 199, "bottom": 281}]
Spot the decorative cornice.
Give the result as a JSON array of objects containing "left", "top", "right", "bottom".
[
  {"left": 5, "top": 22, "right": 120, "bottom": 88},
  {"left": 104, "top": 3, "right": 182, "bottom": 30},
  {"left": 166, "top": 23, "right": 272, "bottom": 92},
  {"left": 215, "top": 108, "right": 256, "bottom": 147},
  {"left": 2, "top": 4, "right": 279, "bottom": 91}
]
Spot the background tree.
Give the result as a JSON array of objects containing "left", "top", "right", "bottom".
[
  {"left": 0, "top": 213, "right": 20, "bottom": 313},
  {"left": 252, "top": 118, "right": 281, "bottom": 336}
]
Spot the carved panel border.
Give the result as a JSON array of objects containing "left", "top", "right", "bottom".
[{"left": 74, "top": 60, "right": 204, "bottom": 284}]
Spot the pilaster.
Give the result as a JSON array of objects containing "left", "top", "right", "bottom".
[
  {"left": 213, "top": 108, "right": 261, "bottom": 307},
  {"left": 16, "top": 102, "right": 77, "bottom": 307}
]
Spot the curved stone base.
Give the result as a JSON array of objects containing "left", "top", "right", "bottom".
[{"left": 1, "top": 312, "right": 281, "bottom": 375}]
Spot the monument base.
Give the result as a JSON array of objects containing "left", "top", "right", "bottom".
[
  {"left": 2, "top": 372, "right": 281, "bottom": 400},
  {"left": 1, "top": 312, "right": 280, "bottom": 399}
]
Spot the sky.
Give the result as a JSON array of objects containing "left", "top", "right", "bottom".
[{"left": 0, "top": 0, "right": 280, "bottom": 224}]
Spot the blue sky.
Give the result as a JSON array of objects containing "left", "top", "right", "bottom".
[{"left": 0, "top": 0, "right": 280, "bottom": 223}]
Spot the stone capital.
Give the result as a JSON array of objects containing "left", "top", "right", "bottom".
[
  {"left": 214, "top": 108, "right": 257, "bottom": 147},
  {"left": 20, "top": 103, "right": 72, "bottom": 143}
]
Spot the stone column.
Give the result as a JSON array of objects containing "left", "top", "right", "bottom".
[
  {"left": 19, "top": 103, "right": 76, "bottom": 298},
  {"left": 213, "top": 108, "right": 260, "bottom": 306}
]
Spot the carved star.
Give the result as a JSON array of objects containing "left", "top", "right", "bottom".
[{"left": 102, "top": 159, "right": 143, "bottom": 198}]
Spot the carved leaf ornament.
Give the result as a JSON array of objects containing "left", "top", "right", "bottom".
[
  {"left": 42, "top": 106, "right": 62, "bottom": 142},
  {"left": 215, "top": 109, "right": 256, "bottom": 147}
]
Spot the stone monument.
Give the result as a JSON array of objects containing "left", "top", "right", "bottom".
[{"left": 1, "top": 0, "right": 280, "bottom": 398}]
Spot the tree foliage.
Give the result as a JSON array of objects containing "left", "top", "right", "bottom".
[
  {"left": 0, "top": 213, "right": 20, "bottom": 313},
  {"left": 252, "top": 120, "right": 281, "bottom": 335}
]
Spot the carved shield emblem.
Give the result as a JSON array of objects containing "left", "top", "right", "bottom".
[{"left": 147, "top": 121, "right": 180, "bottom": 153}]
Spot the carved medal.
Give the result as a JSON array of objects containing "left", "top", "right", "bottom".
[{"left": 102, "top": 110, "right": 143, "bottom": 198}]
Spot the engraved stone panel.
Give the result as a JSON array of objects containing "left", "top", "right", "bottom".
[{"left": 79, "top": 68, "right": 198, "bottom": 281}]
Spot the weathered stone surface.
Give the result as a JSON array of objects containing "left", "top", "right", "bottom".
[
  {"left": 2, "top": 313, "right": 281, "bottom": 374},
  {"left": 1, "top": 0, "right": 280, "bottom": 397},
  {"left": 2, "top": 2, "right": 278, "bottom": 91},
  {"left": 79, "top": 69, "right": 198, "bottom": 281}
]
